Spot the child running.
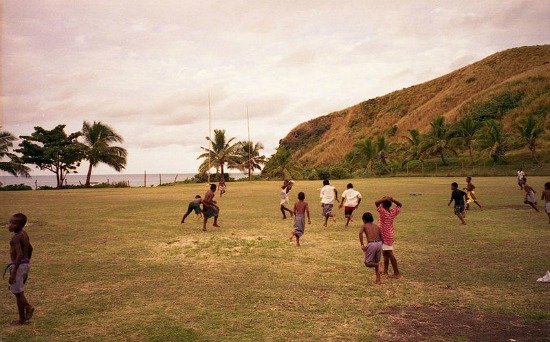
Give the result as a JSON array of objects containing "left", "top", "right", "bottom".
[
  {"left": 280, "top": 180, "right": 294, "bottom": 219},
  {"left": 542, "top": 182, "right": 550, "bottom": 224},
  {"left": 320, "top": 179, "right": 339, "bottom": 227},
  {"left": 375, "top": 196, "right": 402, "bottom": 278},
  {"left": 7, "top": 213, "right": 35, "bottom": 325},
  {"left": 522, "top": 177, "right": 538, "bottom": 212},
  {"left": 289, "top": 191, "right": 311, "bottom": 247},
  {"left": 448, "top": 182, "right": 467, "bottom": 225},
  {"left": 181, "top": 195, "right": 203, "bottom": 223},
  {"left": 464, "top": 176, "right": 482, "bottom": 210},
  {"left": 202, "top": 184, "right": 221, "bottom": 231},
  {"left": 359, "top": 212, "right": 383, "bottom": 284},
  {"left": 339, "top": 183, "right": 362, "bottom": 226}
]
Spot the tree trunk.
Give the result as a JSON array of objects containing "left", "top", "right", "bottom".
[{"left": 85, "top": 162, "right": 93, "bottom": 188}]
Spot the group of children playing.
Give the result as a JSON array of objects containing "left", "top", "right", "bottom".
[{"left": 6, "top": 174, "right": 550, "bottom": 325}]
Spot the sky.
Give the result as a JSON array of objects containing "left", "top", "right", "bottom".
[{"left": 2, "top": 0, "right": 550, "bottom": 176}]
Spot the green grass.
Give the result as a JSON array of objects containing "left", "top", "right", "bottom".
[{"left": 1, "top": 177, "right": 549, "bottom": 341}]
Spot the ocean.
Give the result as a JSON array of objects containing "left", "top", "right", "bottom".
[{"left": 0, "top": 173, "right": 245, "bottom": 188}]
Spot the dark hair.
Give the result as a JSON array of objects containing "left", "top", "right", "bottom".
[
  {"left": 194, "top": 195, "right": 201, "bottom": 198},
  {"left": 298, "top": 192, "right": 305, "bottom": 200},
  {"left": 545, "top": 182, "right": 550, "bottom": 189},
  {"left": 323, "top": 179, "right": 329, "bottom": 186},
  {"left": 362, "top": 212, "right": 373, "bottom": 223},
  {"left": 466, "top": 176, "right": 472, "bottom": 181},
  {"left": 451, "top": 182, "right": 458, "bottom": 189},
  {"left": 12, "top": 213, "right": 27, "bottom": 227},
  {"left": 347, "top": 183, "right": 353, "bottom": 189},
  {"left": 383, "top": 200, "right": 392, "bottom": 208},
  {"left": 210, "top": 184, "right": 217, "bottom": 190}
]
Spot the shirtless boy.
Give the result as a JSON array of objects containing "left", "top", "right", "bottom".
[
  {"left": 289, "top": 192, "right": 311, "bottom": 247},
  {"left": 8, "top": 213, "right": 34, "bottom": 325},
  {"left": 464, "top": 176, "right": 482, "bottom": 210},
  {"left": 541, "top": 182, "right": 550, "bottom": 223},
  {"left": 359, "top": 212, "right": 383, "bottom": 284},
  {"left": 203, "top": 184, "right": 221, "bottom": 231}
]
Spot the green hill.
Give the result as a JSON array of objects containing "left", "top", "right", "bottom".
[{"left": 278, "top": 45, "right": 550, "bottom": 171}]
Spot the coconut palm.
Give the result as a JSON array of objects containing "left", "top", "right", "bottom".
[
  {"left": 420, "top": 116, "right": 457, "bottom": 165},
  {"left": 197, "top": 129, "right": 241, "bottom": 180},
  {"left": 353, "top": 137, "right": 377, "bottom": 176},
  {"left": 0, "top": 129, "right": 31, "bottom": 177},
  {"left": 261, "top": 145, "right": 303, "bottom": 180},
  {"left": 402, "top": 129, "right": 422, "bottom": 162},
  {"left": 239, "top": 140, "right": 266, "bottom": 180},
  {"left": 478, "top": 119, "right": 509, "bottom": 162},
  {"left": 376, "top": 135, "right": 395, "bottom": 172},
  {"left": 81, "top": 121, "right": 128, "bottom": 187},
  {"left": 513, "top": 115, "right": 544, "bottom": 164},
  {"left": 454, "top": 116, "right": 482, "bottom": 164}
]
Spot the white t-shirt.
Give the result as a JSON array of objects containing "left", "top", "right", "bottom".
[
  {"left": 341, "top": 188, "right": 362, "bottom": 207},
  {"left": 320, "top": 185, "right": 336, "bottom": 204},
  {"left": 280, "top": 189, "right": 289, "bottom": 205}
]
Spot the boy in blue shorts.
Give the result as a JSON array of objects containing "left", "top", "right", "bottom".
[{"left": 181, "top": 195, "right": 203, "bottom": 223}]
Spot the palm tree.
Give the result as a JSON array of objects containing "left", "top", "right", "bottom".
[
  {"left": 454, "top": 116, "right": 482, "bottom": 164},
  {"left": 0, "top": 129, "right": 31, "bottom": 177},
  {"left": 81, "top": 121, "right": 128, "bottom": 187},
  {"left": 261, "top": 145, "right": 303, "bottom": 180},
  {"left": 478, "top": 119, "right": 509, "bottom": 162},
  {"left": 197, "top": 129, "right": 241, "bottom": 180},
  {"left": 513, "top": 115, "right": 544, "bottom": 163},
  {"left": 353, "top": 137, "right": 377, "bottom": 176},
  {"left": 376, "top": 135, "right": 395, "bottom": 172},
  {"left": 420, "top": 116, "right": 457, "bottom": 165},
  {"left": 239, "top": 140, "right": 266, "bottom": 180},
  {"left": 402, "top": 129, "right": 422, "bottom": 162}
]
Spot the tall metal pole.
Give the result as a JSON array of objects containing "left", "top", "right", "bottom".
[
  {"left": 247, "top": 106, "right": 252, "bottom": 180},
  {"left": 208, "top": 94, "right": 212, "bottom": 184}
]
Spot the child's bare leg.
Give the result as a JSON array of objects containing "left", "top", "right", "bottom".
[
  {"left": 202, "top": 218, "right": 207, "bottom": 231},
  {"left": 289, "top": 231, "right": 294, "bottom": 240},
  {"left": 386, "top": 251, "right": 400, "bottom": 277},
  {"left": 213, "top": 216, "right": 220, "bottom": 227},
  {"left": 323, "top": 216, "right": 328, "bottom": 227},
  {"left": 345, "top": 216, "right": 351, "bottom": 226},
  {"left": 383, "top": 252, "right": 390, "bottom": 274},
  {"left": 14, "top": 292, "right": 30, "bottom": 324},
  {"left": 378, "top": 260, "right": 385, "bottom": 274},
  {"left": 475, "top": 201, "right": 482, "bottom": 210},
  {"left": 457, "top": 213, "right": 466, "bottom": 225},
  {"left": 332, "top": 212, "right": 337, "bottom": 222},
  {"left": 296, "top": 236, "right": 300, "bottom": 247},
  {"left": 181, "top": 210, "right": 192, "bottom": 223},
  {"left": 528, "top": 202, "right": 539, "bottom": 212},
  {"left": 374, "top": 266, "right": 381, "bottom": 284}
]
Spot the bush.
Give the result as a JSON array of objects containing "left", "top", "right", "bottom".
[{"left": 0, "top": 184, "right": 33, "bottom": 191}]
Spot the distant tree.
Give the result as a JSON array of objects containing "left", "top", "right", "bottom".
[
  {"left": 420, "top": 116, "right": 457, "bottom": 165},
  {"left": 454, "top": 116, "right": 482, "bottom": 164},
  {"left": 17, "top": 125, "right": 85, "bottom": 188},
  {"left": 513, "top": 115, "right": 544, "bottom": 164},
  {"left": 261, "top": 145, "right": 303, "bottom": 180},
  {"left": 197, "top": 129, "right": 241, "bottom": 179},
  {"left": 401, "top": 128, "right": 422, "bottom": 164},
  {"left": 353, "top": 137, "right": 377, "bottom": 176},
  {"left": 478, "top": 119, "right": 509, "bottom": 162},
  {"left": 81, "top": 121, "right": 128, "bottom": 187},
  {"left": 238, "top": 140, "right": 266, "bottom": 180},
  {"left": 375, "top": 135, "right": 395, "bottom": 172},
  {"left": 0, "top": 128, "right": 31, "bottom": 178}
]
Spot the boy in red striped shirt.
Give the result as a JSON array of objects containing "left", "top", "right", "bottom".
[{"left": 375, "top": 196, "right": 402, "bottom": 278}]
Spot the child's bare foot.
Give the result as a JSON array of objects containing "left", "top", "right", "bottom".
[
  {"left": 26, "top": 306, "right": 34, "bottom": 320},
  {"left": 389, "top": 273, "right": 401, "bottom": 279},
  {"left": 332, "top": 214, "right": 337, "bottom": 222},
  {"left": 375, "top": 279, "right": 382, "bottom": 285},
  {"left": 202, "top": 228, "right": 207, "bottom": 231},
  {"left": 323, "top": 223, "right": 327, "bottom": 227},
  {"left": 289, "top": 231, "right": 294, "bottom": 240},
  {"left": 10, "top": 320, "right": 28, "bottom": 326},
  {"left": 213, "top": 224, "right": 221, "bottom": 227}
]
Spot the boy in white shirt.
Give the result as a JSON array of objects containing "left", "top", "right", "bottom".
[{"left": 339, "top": 183, "right": 362, "bottom": 226}]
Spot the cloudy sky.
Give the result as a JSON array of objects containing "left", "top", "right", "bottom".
[{"left": 2, "top": 1, "right": 549, "bottom": 176}]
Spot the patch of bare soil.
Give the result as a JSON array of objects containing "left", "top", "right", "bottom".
[{"left": 380, "top": 306, "right": 550, "bottom": 341}]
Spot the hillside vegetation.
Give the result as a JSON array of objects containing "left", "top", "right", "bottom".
[{"left": 278, "top": 45, "right": 550, "bottom": 172}]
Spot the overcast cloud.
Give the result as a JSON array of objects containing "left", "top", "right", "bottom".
[{"left": 2, "top": 0, "right": 549, "bottom": 175}]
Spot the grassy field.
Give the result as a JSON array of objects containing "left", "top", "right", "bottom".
[{"left": 1, "top": 177, "right": 549, "bottom": 341}]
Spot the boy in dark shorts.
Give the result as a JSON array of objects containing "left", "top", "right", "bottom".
[
  {"left": 203, "top": 184, "right": 221, "bottom": 231},
  {"left": 448, "top": 182, "right": 467, "bottom": 225},
  {"left": 181, "top": 195, "right": 203, "bottom": 223},
  {"left": 7, "top": 213, "right": 34, "bottom": 325},
  {"left": 289, "top": 192, "right": 311, "bottom": 247},
  {"left": 359, "top": 212, "right": 383, "bottom": 285}
]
